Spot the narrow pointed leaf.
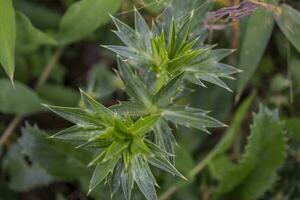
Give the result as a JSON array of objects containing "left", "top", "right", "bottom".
[
  {"left": 0, "top": 0, "right": 16, "bottom": 81},
  {"left": 132, "top": 156, "right": 158, "bottom": 200},
  {"left": 153, "top": 119, "right": 176, "bottom": 158},
  {"left": 149, "top": 156, "right": 186, "bottom": 179},
  {"left": 103, "top": 141, "right": 129, "bottom": 161},
  {"left": 134, "top": 9, "right": 151, "bottom": 51},
  {"left": 44, "top": 105, "right": 103, "bottom": 127},
  {"left": 117, "top": 57, "right": 152, "bottom": 107},
  {"left": 275, "top": 4, "right": 300, "bottom": 53},
  {"left": 89, "top": 157, "right": 119, "bottom": 193},
  {"left": 163, "top": 106, "right": 225, "bottom": 132},
  {"left": 111, "top": 16, "right": 141, "bottom": 50},
  {"left": 121, "top": 169, "right": 134, "bottom": 200},
  {"left": 110, "top": 101, "right": 148, "bottom": 116},
  {"left": 131, "top": 114, "right": 161, "bottom": 137},
  {"left": 80, "top": 89, "right": 114, "bottom": 124},
  {"left": 237, "top": 2, "right": 276, "bottom": 95},
  {"left": 50, "top": 125, "right": 102, "bottom": 141},
  {"left": 153, "top": 73, "right": 184, "bottom": 106}
]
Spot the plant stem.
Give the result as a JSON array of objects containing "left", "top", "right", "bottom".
[
  {"left": 0, "top": 47, "right": 65, "bottom": 147},
  {"left": 158, "top": 150, "right": 216, "bottom": 200},
  {"left": 0, "top": 115, "right": 23, "bottom": 146},
  {"left": 35, "top": 47, "right": 65, "bottom": 89}
]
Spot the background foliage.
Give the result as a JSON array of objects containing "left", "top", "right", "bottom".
[{"left": 0, "top": 0, "right": 300, "bottom": 200}]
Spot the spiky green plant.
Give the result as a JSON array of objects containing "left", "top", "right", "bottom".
[
  {"left": 44, "top": 9, "right": 237, "bottom": 200},
  {"left": 104, "top": 10, "right": 240, "bottom": 92}
]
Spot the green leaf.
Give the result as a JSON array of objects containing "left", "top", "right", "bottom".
[
  {"left": 117, "top": 57, "right": 152, "bottom": 108},
  {"left": 131, "top": 114, "right": 161, "bottom": 137},
  {"left": 121, "top": 169, "right": 134, "bottom": 200},
  {"left": 110, "top": 101, "right": 148, "bottom": 116},
  {"left": 2, "top": 144, "right": 53, "bottom": 191},
  {"left": 15, "top": 12, "right": 57, "bottom": 53},
  {"left": 0, "top": 79, "right": 43, "bottom": 114},
  {"left": 80, "top": 89, "right": 114, "bottom": 125},
  {"left": 57, "top": 0, "right": 121, "bottom": 45},
  {"left": 130, "top": 137, "right": 152, "bottom": 155},
  {"left": 0, "top": 0, "right": 16, "bottom": 81},
  {"left": 153, "top": 72, "right": 184, "bottom": 107},
  {"left": 131, "top": 156, "right": 158, "bottom": 200},
  {"left": 215, "top": 106, "right": 286, "bottom": 200},
  {"left": 50, "top": 125, "right": 101, "bottom": 141},
  {"left": 134, "top": 8, "right": 151, "bottom": 51},
  {"left": 275, "top": 4, "right": 300, "bottom": 54},
  {"left": 111, "top": 15, "right": 141, "bottom": 51},
  {"left": 19, "top": 124, "right": 92, "bottom": 181},
  {"left": 149, "top": 156, "right": 186, "bottom": 180},
  {"left": 37, "top": 84, "right": 80, "bottom": 107},
  {"left": 285, "top": 118, "right": 300, "bottom": 141},
  {"left": 209, "top": 155, "right": 234, "bottom": 181},
  {"left": 43, "top": 104, "right": 104, "bottom": 127},
  {"left": 89, "top": 157, "right": 119, "bottom": 194},
  {"left": 153, "top": 119, "right": 176, "bottom": 158},
  {"left": 144, "top": 139, "right": 174, "bottom": 158},
  {"left": 237, "top": 3, "right": 276, "bottom": 95},
  {"left": 103, "top": 141, "right": 129, "bottom": 161},
  {"left": 163, "top": 106, "right": 225, "bottom": 132},
  {"left": 14, "top": 0, "right": 60, "bottom": 29}
]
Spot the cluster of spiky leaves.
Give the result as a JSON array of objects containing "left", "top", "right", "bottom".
[
  {"left": 45, "top": 90, "right": 185, "bottom": 200},
  {"left": 45, "top": 9, "right": 235, "bottom": 200},
  {"left": 105, "top": 10, "right": 240, "bottom": 92}
]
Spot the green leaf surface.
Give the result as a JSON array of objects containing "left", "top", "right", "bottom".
[
  {"left": 275, "top": 4, "right": 300, "bottom": 53},
  {"left": 153, "top": 73, "right": 184, "bottom": 107},
  {"left": 149, "top": 156, "right": 186, "bottom": 179},
  {"left": 237, "top": 3, "right": 276, "bottom": 95},
  {"left": 214, "top": 106, "right": 286, "bottom": 200},
  {"left": 50, "top": 125, "right": 101, "bottom": 141},
  {"left": 121, "top": 169, "right": 134, "bottom": 200},
  {"left": 37, "top": 84, "right": 80, "bottom": 106},
  {"left": 2, "top": 144, "right": 53, "bottom": 191},
  {"left": 110, "top": 101, "right": 148, "bottom": 116},
  {"left": 285, "top": 118, "right": 300, "bottom": 141},
  {"left": 80, "top": 89, "right": 114, "bottom": 125},
  {"left": 0, "top": 0, "right": 16, "bottom": 81},
  {"left": 44, "top": 104, "right": 103, "bottom": 127},
  {"left": 19, "top": 124, "right": 92, "bottom": 181},
  {"left": 131, "top": 156, "right": 158, "bottom": 200},
  {"left": 153, "top": 119, "right": 176, "bottom": 157},
  {"left": 131, "top": 114, "right": 161, "bottom": 137},
  {"left": 89, "top": 157, "right": 119, "bottom": 193},
  {"left": 16, "top": 12, "right": 57, "bottom": 53},
  {"left": 0, "top": 79, "right": 43, "bottom": 114},
  {"left": 57, "top": 0, "right": 121, "bottom": 44},
  {"left": 163, "top": 106, "right": 224, "bottom": 132},
  {"left": 117, "top": 57, "right": 152, "bottom": 108}
]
